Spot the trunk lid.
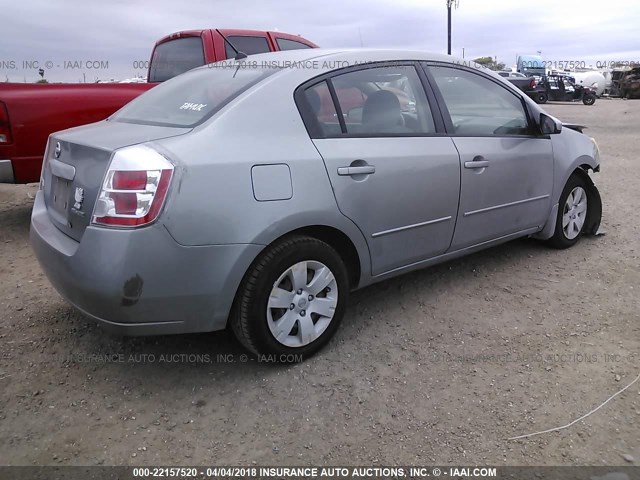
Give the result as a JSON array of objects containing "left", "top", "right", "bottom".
[{"left": 42, "top": 120, "right": 189, "bottom": 241}]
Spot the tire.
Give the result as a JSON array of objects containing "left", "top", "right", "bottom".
[
  {"left": 547, "top": 174, "right": 591, "bottom": 249},
  {"left": 230, "top": 235, "right": 349, "bottom": 360},
  {"left": 583, "top": 94, "right": 596, "bottom": 105},
  {"left": 536, "top": 92, "right": 548, "bottom": 104}
]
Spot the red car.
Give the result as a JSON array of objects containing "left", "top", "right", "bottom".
[{"left": 0, "top": 29, "right": 317, "bottom": 184}]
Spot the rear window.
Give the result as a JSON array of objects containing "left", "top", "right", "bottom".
[
  {"left": 149, "top": 37, "right": 206, "bottom": 83},
  {"left": 112, "top": 65, "right": 277, "bottom": 128},
  {"left": 224, "top": 36, "right": 271, "bottom": 58},
  {"left": 276, "top": 38, "right": 312, "bottom": 51}
]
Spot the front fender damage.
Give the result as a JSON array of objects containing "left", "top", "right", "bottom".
[{"left": 534, "top": 169, "right": 603, "bottom": 240}]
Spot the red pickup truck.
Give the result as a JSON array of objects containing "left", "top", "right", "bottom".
[{"left": 0, "top": 29, "right": 317, "bottom": 184}]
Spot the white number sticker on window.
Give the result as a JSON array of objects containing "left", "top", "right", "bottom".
[{"left": 179, "top": 102, "right": 208, "bottom": 111}]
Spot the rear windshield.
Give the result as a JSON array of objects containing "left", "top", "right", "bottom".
[{"left": 112, "top": 64, "right": 277, "bottom": 128}]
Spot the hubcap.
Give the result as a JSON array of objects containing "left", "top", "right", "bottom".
[
  {"left": 562, "top": 186, "right": 587, "bottom": 240},
  {"left": 266, "top": 260, "right": 338, "bottom": 348}
]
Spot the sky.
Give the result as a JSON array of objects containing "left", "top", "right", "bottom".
[{"left": 1, "top": 0, "right": 639, "bottom": 82}]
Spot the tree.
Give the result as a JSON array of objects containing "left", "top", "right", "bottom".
[
  {"left": 473, "top": 56, "right": 506, "bottom": 71},
  {"left": 36, "top": 68, "right": 48, "bottom": 83}
]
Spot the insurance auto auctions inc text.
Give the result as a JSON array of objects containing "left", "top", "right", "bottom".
[{"left": 198, "top": 466, "right": 497, "bottom": 478}]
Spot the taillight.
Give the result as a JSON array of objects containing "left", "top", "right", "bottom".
[
  {"left": 529, "top": 78, "right": 536, "bottom": 89},
  {"left": 0, "top": 101, "right": 12, "bottom": 144},
  {"left": 92, "top": 145, "right": 174, "bottom": 227}
]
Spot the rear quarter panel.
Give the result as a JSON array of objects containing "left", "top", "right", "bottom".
[{"left": 154, "top": 67, "right": 372, "bottom": 283}]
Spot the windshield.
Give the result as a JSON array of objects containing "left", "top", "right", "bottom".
[{"left": 112, "top": 64, "right": 278, "bottom": 128}]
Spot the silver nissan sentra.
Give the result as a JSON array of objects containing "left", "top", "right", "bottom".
[{"left": 31, "top": 49, "right": 602, "bottom": 359}]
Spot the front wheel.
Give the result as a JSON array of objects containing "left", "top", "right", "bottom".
[
  {"left": 547, "top": 174, "right": 591, "bottom": 249},
  {"left": 583, "top": 94, "right": 596, "bottom": 105},
  {"left": 230, "top": 235, "right": 349, "bottom": 360}
]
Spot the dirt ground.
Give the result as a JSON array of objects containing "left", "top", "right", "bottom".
[{"left": 0, "top": 99, "right": 638, "bottom": 468}]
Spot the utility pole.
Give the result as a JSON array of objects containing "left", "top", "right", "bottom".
[{"left": 447, "top": 0, "right": 459, "bottom": 55}]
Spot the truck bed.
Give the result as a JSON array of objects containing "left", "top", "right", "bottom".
[{"left": 0, "top": 83, "right": 153, "bottom": 183}]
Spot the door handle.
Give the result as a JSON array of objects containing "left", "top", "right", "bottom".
[
  {"left": 464, "top": 156, "right": 489, "bottom": 169},
  {"left": 337, "top": 165, "right": 376, "bottom": 176}
]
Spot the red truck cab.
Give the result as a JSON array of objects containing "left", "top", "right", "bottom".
[
  {"left": 148, "top": 29, "right": 317, "bottom": 82},
  {"left": 0, "top": 29, "right": 317, "bottom": 183}
]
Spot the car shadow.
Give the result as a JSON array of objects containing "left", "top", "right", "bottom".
[
  {"left": 0, "top": 203, "right": 34, "bottom": 238},
  {"left": 56, "top": 233, "right": 576, "bottom": 385}
]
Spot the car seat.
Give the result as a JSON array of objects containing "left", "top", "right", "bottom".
[{"left": 361, "top": 90, "right": 410, "bottom": 134}]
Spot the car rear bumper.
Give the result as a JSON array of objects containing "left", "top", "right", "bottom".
[
  {"left": 30, "top": 191, "right": 263, "bottom": 335},
  {"left": 0, "top": 156, "right": 43, "bottom": 183},
  {"left": 0, "top": 159, "right": 14, "bottom": 183}
]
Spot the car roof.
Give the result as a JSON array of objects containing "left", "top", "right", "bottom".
[
  {"left": 210, "top": 48, "right": 472, "bottom": 67},
  {"left": 192, "top": 48, "right": 508, "bottom": 94},
  {"left": 198, "top": 48, "right": 494, "bottom": 86}
]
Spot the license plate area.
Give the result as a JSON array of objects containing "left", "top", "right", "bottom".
[{"left": 51, "top": 175, "right": 71, "bottom": 217}]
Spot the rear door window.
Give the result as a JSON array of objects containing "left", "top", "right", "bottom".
[
  {"left": 276, "top": 38, "right": 313, "bottom": 51},
  {"left": 225, "top": 36, "right": 271, "bottom": 57},
  {"left": 302, "top": 65, "right": 436, "bottom": 137},
  {"left": 149, "top": 37, "right": 205, "bottom": 83}
]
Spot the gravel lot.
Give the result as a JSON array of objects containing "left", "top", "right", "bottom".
[{"left": 0, "top": 99, "right": 638, "bottom": 467}]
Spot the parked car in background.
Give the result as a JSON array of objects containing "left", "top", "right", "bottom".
[
  {"left": 0, "top": 29, "right": 317, "bottom": 184},
  {"left": 620, "top": 66, "right": 640, "bottom": 98},
  {"left": 498, "top": 71, "right": 545, "bottom": 103},
  {"left": 539, "top": 74, "right": 597, "bottom": 105},
  {"left": 605, "top": 67, "right": 632, "bottom": 96},
  {"left": 31, "top": 49, "right": 602, "bottom": 359},
  {"left": 498, "top": 71, "right": 525, "bottom": 78}
]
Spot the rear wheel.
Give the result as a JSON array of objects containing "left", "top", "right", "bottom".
[
  {"left": 536, "top": 91, "right": 548, "bottom": 104},
  {"left": 583, "top": 94, "right": 596, "bottom": 105},
  {"left": 230, "top": 235, "right": 349, "bottom": 360},
  {"left": 547, "top": 174, "right": 590, "bottom": 249}
]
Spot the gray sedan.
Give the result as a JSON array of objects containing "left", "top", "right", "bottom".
[{"left": 30, "top": 49, "right": 602, "bottom": 359}]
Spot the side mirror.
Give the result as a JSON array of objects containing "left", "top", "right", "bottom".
[{"left": 540, "top": 113, "right": 562, "bottom": 134}]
